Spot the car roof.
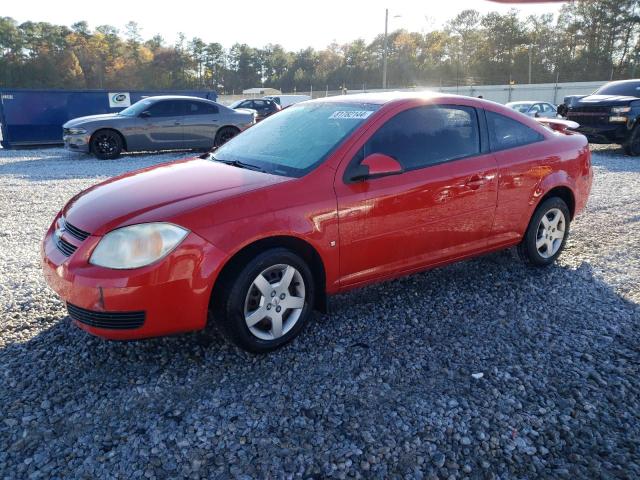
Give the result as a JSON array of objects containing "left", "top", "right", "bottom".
[
  {"left": 603, "top": 79, "right": 640, "bottom": 86},
  {"left": 306, "top": 91, "right": 487, "bottom": 106},
  {"left": 507, "top": 101, "right": 552, "bottom": 106},
  {"left": 142, "top": 95, "right": 218, "bottom": 103}
]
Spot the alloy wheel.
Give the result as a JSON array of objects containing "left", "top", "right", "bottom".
[
  {"left": 243, "top": 264, "right": 306, "bottom": 341},
  {"left": 95, "top": 134, "right": 117, "bottom": 154},
  {"left": 535, "top": 208, "right": 566, "bottom": 258}
]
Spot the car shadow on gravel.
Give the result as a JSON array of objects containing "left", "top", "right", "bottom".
[{"left": 1, "top": 249, "right": 639, "bottom": 477}]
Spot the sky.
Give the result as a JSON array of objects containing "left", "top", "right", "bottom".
[{"left": 4, "top": 0, "right": 567, "bottom": 50}]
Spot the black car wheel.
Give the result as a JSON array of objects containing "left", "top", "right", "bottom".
[
  {"left": 623, "top": 124, "right": 640, "bottom": 156},
  {"left": 214, "top": 127, "right": 239, "bottom": 148},
  {"left": 90, "top": 130, "right": 123, "bottom": 159}
]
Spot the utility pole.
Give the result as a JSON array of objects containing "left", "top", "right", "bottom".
[
  {"left": 382, "top": 8, "right": 388, "bottom": 89},
  {"left": 528, "top": 45, "right": 533, "bottom": 84}
]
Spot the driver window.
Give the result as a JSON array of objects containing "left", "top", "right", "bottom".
[{"left": 357, "top": 105, "right": 480, "bottom": 171}]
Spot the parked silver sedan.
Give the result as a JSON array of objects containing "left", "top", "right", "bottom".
[
  {"left": 506, "top": 101, "right": 558, "bottom": 119},
  {"left": 63, "top": 96, "right": 255, "bottom": 159}
]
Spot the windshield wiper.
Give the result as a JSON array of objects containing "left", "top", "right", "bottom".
[{"left": 208, "top": 154, "right": 266, "bottom": 173}]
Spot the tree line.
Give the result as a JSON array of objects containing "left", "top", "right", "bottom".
[{"left": 1, "top": 0, "right": 638, "bottom": 94}]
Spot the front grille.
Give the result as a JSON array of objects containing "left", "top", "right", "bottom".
[
  {"left": 61, "top": 218, "right": 90, "bottom": 241},
  {"left": 567, "top": 113, "right": 609, "bottom": 125},
  {"left": 63, "top": 128, "right": 71, "bottom": 136},
  {"left": 568, "top": 106, "right": 611, "bottom": 114},
  {"left": 53, "top": 217, "right": 91, "bottom": 257},
  {"left": 55, "top": 237, "right": 77, "bottom": 256},
  {"left": 67, "top": 303, "right": 146, "bottom": 330}
]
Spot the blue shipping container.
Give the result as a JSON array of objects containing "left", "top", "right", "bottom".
[{"left": 0, "top": 89, "right": 218, "bottom": 148}]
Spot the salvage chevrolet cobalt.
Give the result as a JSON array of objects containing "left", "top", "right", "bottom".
[{"left": 42, "top": 93, "right": 593, "bottom": 352}]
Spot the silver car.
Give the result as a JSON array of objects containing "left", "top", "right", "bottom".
[
  {"left": 506, "top": 101, "right": 558, "bottom": 119},
  {"left": 63, "top": 95, "right": 255, "bottom": 159}
]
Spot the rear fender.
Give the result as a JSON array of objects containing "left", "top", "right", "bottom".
[{"left": 528, "top": 171, "right": 575, "bottom": 219}]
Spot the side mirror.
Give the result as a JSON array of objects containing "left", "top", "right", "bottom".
[
  {"left": 534, "top": 111, "right": 540, "bottom": 118},
  {"left": 349, "top": 153, "right": 403, "bottom": 182},
  {"left": 139, "top": 111, "right": 151, "bottom": 118}
]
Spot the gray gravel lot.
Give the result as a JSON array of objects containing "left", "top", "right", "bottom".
[{"left": 0, "top": 146, "right": 639, "bottom": 479}]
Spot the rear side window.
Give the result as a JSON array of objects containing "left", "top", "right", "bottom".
[
  {"left": 362, "top": 105, "right": 480, "bottom": 171},
  {"left": 486, "top": 111, "right": 544, "bottom": 151},
  {"left": 186, "top": 101, "right": 219, "bottom": 115}
]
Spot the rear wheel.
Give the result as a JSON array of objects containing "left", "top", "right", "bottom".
[
  {"left": 90, "top": 130, "right": 123, "bottom": 159},
  {"left": 214, "top": 248, "right": 315, "bottom": 353},
  {"left": 213, "top": 127, "right": 239, "bottom": 148},
  {"left": 518, "top": 197, "right": 570, "bottom": 266},
  {"left": 623, "top": 124, "right": 640, "bottom": 156}
]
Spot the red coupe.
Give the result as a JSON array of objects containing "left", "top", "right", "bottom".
[{"left": 42, "top": 93, "right": 592, "bottom": 352}]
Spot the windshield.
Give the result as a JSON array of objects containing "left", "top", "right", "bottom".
[
  {"left": 228, "top": 100, "right": 244, "bottom": 109},
  {"left": 594, "top": 82, "right": 640, "bottom": 97},
  {"left": 118, "top": 99, "right": 154, "bottom": 116},
  {"left": 509, "top": 103, "right": 532, "bottom": 113},
  {"left": 212, "top": 102, "right": 380, "bottom": 177}
]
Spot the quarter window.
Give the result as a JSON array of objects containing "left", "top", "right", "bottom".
[
  {"left": 486, "top": 111, "right": 544, "bottom": 151},
  {"left": 186, "top": 101, "right": 218, "bottom": 115},
  {"left": 361, "top": 105, "right": 480, "bottom": 171}
]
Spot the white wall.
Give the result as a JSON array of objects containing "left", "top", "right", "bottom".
[{"left": 218, "top": 81, "right": 606, "bottom": 106}]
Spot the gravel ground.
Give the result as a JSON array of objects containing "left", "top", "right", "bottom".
[{"left": 0, "top": 146, "right": 639, "bottom": 479}]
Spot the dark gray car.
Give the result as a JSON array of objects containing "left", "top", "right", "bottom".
[{"left": 63, "top": 96, "right": 255, "bottom": 159}]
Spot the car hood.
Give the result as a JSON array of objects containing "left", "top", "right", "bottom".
[
  {"left": 63, "top": 113, "right": 121, "bottom": 128},
  {"left": 573, "top": 94, "right": 639, "bottom": 107},
  {"left": 62, "top": 157, "right": 290, "bottom": 235}
]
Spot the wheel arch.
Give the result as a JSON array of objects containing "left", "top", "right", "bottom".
[
  {"left": 90, "top": 128, "right": 128, "bottom": 152},
  {"left": 211, "top": 235, "right": 328, "bottom": 314},
  {"left": 537, "top": 185, "right": 576, "bottom": 219},
  {"left": 218, "top": 124, "right": 241, "bottom": 135}
]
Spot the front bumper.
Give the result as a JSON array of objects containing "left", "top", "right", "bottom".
[
  {"left": 571, "top": 123, "right": 629, "bottom": 144},
  {"left": 41, "top": 217, "right": 227, "bottom": 340},
  {"left": 63, "top": 133, "right": 91, "bottom": 153}
]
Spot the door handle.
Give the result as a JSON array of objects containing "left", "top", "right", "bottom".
[
  {"left": 466, "top": 175, "right": 486, "bottom": 190},
  {"left": 174, "top": 121, "right": 181, "bottom": 126}
]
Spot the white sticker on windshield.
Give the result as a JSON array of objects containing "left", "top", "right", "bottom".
[{"left": 329, "top": 110, "right": 374, "bottom": 120}]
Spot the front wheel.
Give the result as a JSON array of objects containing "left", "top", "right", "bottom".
[
  {"left": 90, "top": 130, "right": 123, "bottom": 159},
  {"left": 518, "top": 197, "right": 570, "bottom": 266},
  {"left": 623, "top": 124, "right": 640, "bottom": 156},
  {"left": 214, "top": 248, "right": 315, "bottom": 353}
]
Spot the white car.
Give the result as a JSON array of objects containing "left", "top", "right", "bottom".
[
  {"left": 263, "top": 94, "right": 311, "bottom": 108},
  {"left": 506, "top": 101, "right": 558, "bottom": 118}
]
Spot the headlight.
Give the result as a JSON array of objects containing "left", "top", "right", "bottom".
[
  {"left": 611, "top": 106, "right": 631, "bottom": 114},
  {"left": 90, "top": 223, "right": 189, "bottom": 269},
  {"left": 67, "top": 127, "right": 87, "bottom": 135}
]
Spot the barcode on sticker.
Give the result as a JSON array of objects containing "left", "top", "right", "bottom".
[{"left": 329, "top": 110, "right": 373, "bottom": 119}]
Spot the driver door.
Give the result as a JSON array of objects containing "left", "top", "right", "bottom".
[
  {"left": 134, "top": 100, "right": 185, "bottom": 150},
  {"left": 334, "top": 104, "right": 498, "bottom": 287}
]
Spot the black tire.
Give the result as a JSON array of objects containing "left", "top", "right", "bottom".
[
  {"left": 623, "top": 124, "right": 640, "bottom": 156},
  {"left": 518, "top": 197, "right": 571, "bottom": 267},
  {"left": 90, "top": 129, "right": 123, "bottom": 159},
  {"left": 213, "top": 248, "right": 315, "bottom": 353},
  {"left": 213, "top": 127, "right": 239, "bottom": 148}
]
